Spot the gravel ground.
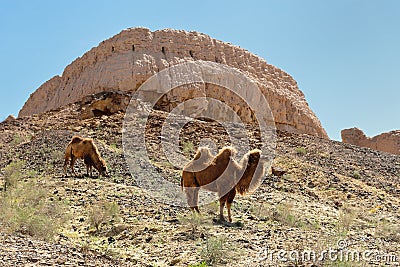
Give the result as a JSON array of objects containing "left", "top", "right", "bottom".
[{"left": 0, "top": 98, "right": 399, "bottom": 266}]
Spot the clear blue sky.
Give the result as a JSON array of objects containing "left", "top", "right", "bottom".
[{"left": 1, "top": 0, "right": 399, "bottom": 140}]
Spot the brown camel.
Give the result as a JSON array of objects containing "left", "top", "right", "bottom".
[
  {"left": 63, "top": 136, "right": 108, "bottom": 177},
  {"left": 181, "top": 146, "right": 265, "bottom": 222}
]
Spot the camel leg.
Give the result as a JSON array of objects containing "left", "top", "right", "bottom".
[
  {"left": 63, "top": 158, "right": 69, "bottom": 177},
  {"left": 183, "top": 173, "right": 200, "bottom": 213},
  {"left": 219, "top": 197, "right": 227, "bottom": 221},
  {"left": 86, "top": 164, "right": 90, "bottom": 177},
  {"left": 193, "top": 187, "right": 200, "bottom": 213},
  {"left": 187, "top": 187, "right": 200, "bottom": 213},
  {"left": 86, "top": 162, "right": 92, "bottom": 177},
  {"left": 185, "top": 187, "right": 199, "bottom": 213},
  {"left": 70, "top": 156, "right": 78, "bottom": 177},
  {"left": 226, "top": 189, "right": 236, "bottom": 223}
]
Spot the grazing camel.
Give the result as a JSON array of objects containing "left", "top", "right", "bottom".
[
  {"left": 63, "top": 136, "right": 108, "bottom": 177},
  {"left": 181, "top": 146, "right": 265, "bottom": 222}
]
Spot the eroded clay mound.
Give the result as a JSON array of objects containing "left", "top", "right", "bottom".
[{"left": 19, "top": 28, "right": 327, "bottom": 138}]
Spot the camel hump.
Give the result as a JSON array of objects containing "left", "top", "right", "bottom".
[
  {"left": 194, "top": 147, "right": 213, "bottom": 160},
  {"left": 71, "top": 136, "right": 84, "bottom": 143},
  {"left": 248, "top": 149, "right": 262, "bottom": 161},
  {"left": 248, "top": 149, "right": 262, "bottom": 156},
  {"left": 217, "top": 146, "right": 237, "bottom": 158},
  {"left": 82, "top": 139, "right": 94, "bottom": 145}
]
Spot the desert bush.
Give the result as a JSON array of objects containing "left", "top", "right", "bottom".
[
  {"left": 182, "top": 141, "right": 195, "bottom": 157},
  {"left": 3, "top": 160, "right": 25, "bottom": 191},
  {"left": 200, "top": 235, "right": 228, "bottom": 265},
  {"left": 3, "top": 161, "right": 40, "bottom": 191},
  {"left": 272, "top": 203, "right": 304, "bottom": 228},
  {"left": 0, "top": 178, "right": 66, "bottom": 240},
  {"left": 375, "top": 219, "right": 400, "bottom": 242},
  {"left": 11, "top": 133, "right": 32, "bottom": 146},
  {"left": 189, "top": 261, "right": 209, "bottom": 267},
  {"left": 178, "top": 212, "right": 205, "bottom": 236},
  {"left": 295, "top": 147, "right": 307, "bottom": 156},
  {"left": 250, "top": 202, "right": 270, "bottom": 220},
  {"left": 88, "top": 201, "right": 120, "bottom": 233},
  {"left": 336, "top": 207, "right": 355, "bottom": 238},
  {"left": 352, "top": 170, "right": 361, "bottom": 179}
]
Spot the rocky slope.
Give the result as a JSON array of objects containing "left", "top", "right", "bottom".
[
  {"left": 342, "top": 127, "right": 400, "bottom": 155},
  {"left": 19, "top": 28, "right": 327, "bottom": 138},
  {"left": 1, "top": 96, "right": 399, "bottom": 266}
]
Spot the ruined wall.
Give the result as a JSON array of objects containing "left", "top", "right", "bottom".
[
  {"left": 19, "top": 28, "right": 327, "bottom": 138},
  {"left": 342, "top": 128, "right": 400, "bottom": 155}
]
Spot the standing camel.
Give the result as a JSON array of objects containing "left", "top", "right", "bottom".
[
  {"left": 63, "top": 136, "right": 108, "bottom": 177},
  {"left": 181, "top": 146, "right": 265, "bottom": 222}
]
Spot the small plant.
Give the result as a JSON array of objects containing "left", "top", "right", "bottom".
[
  {"left": 251, "top": 202, "right": 270, "bottom": 220},
  {"left": 335, "top": 207, "right": 355, "bottom": 238},
  {"left": 295, "top": 147, "right": 307, "bottom": 156},
  {"left": 189, "top": 261, "right": 209, "bottom": 267},
  {"left": 375, "top": 219, "right": 400, "bottom": 242},
  {"left": 0, "top": 178, "right": 67, "bottom": 240},
  {"left": 282, "top": 173, "right": 292, "bottom": 181},
  {"left": 352, "top": 170, "right": 361, "bottom": 179},
  {"left": 88, "top": 201, "right": 120, "bottom": 233},
  {"left": 3, "top": 160, "right": 25, "bottom": 191},
  {"left": 11, "top": 133, "right": 32, "bottom": 146},
  {"left": 182, "top": 141, "right": 195, "bottom": 157},
  {"left": 272, "top": 203, "right": 304, "bottom": 228},
  {"left": 79, "top": 239, "right": 91, "bottom": 254},
  {"left": 51, "top": 149, "right": 64, "bottom": 164},
  {"left": 200, "top": 236, "right": 227, "bottom": 265},
  {"left": 178, "top": 212, "right": 204, "bottom": 236},
  {"left": 109, "top": 143, "right": 122, "bottom": 154}
]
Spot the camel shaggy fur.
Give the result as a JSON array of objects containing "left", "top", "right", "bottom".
[
  {"left": 63, "top": 136, "right": 107, "bottom": 177},
  {"left": 181, "top": 146, "right": 265, "bottom": 222}
]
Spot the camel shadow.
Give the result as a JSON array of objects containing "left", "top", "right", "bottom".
[{"left": 212, "top": 218, "right": 244, "bottom": 228}]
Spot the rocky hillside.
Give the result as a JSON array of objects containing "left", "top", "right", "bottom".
[
  {"left": 0, "top": 95, "right": 399, "bottom": 266},
  {"left": 19, "top": 28, "right": 327, "bottom": 138}
]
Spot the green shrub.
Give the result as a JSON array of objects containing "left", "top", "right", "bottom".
[
  {"left": 352, "top": 171, "right": 361, "bottom": 179},
  {"left": 375, "top": 219, "right": 400, "bottom": 242},
  {"left": 200, "top": 236, "right": 227, "bottom": 265},
  {"left": 182, "top": 141, "right": 195, "bottom": 157},
  {"left": 272, "top": 203, "right": 304, "bottom": 228},
  {"left": 189, "top": 261, "right": 209, "bottom": 267},
  {"left": 295, "top": 147, "right": 307, "bottom": 156},
  {"left": 0, "top": 179, "right": 66, "bottom": 240},
  {"left": 3, "top": 160, "right": 25, "bottom": 191},
  {"left": 335, "top": 207, "right": 355, "bottom": 238},
  {"left": 11, "top": 133, "right": 32, "bottom": 146},
  {"left": 178, "top": 212, "right": 204, "bottom": 236},
  {"left": 88, "top": 201, "right": 120, "bottom": 232}
]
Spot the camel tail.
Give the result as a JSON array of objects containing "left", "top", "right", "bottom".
[
  {"left": 64, "top": 143, "right": 71, "bottom": 160},
  {"left": 180, "top": 174, "right": 183, "bottom": 191}
]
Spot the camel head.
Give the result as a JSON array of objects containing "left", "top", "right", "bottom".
[
  {"left": 96, "top": 158, "right": 108, "bottom": 177},
  {"left": 193, "top": 146, "right": 214, "bottom": 162},
  {"left": 247, "top": 149, "right": 261, "bottom": 166}
]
